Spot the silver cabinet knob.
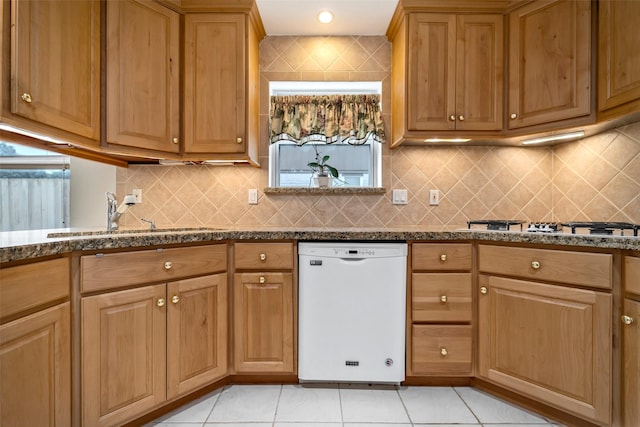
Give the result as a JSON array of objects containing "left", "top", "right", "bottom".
[
  {"left": 21, "top": 93, "right": 32, "bottom": 103},
  {"left": 622, "top": 315, "right": 635, "bottom": 325},
  {"left": 171, "top": 295, "right": 180, "bottom": 304},
  {"left": 440, "top": 295, "right": 448, "bottom": 303},
  {"left": 458, "top": 115, "right": 465, "bottom": 121},
  {"left": 510, "top": 113, "right": 518, "bottom": 120},
  {"left": 449, "top": 114, "right": 456, "bottom": 121},
  {"left": 172, "top": 137, "right": 179, "bottom": 144},
  {"left": 531, "top": 261, "right": 541, "bottom": 270},
  {"left": 164, "top": 261, "right": 173, "bottom": 270},
  {"left": 236, "top": 137, "right": 243, "bottom": 144}
]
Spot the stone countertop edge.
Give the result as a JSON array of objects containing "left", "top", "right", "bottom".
[{"left": 1, "top": 228, "right": 639, "bottom": 264}]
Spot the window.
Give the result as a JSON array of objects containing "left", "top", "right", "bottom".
[
  {"left": 0, "top": 142, "right": 70, "bottom": 231},
  {"left": 268, "top": 82, "right": 383, "bottom": 188}
]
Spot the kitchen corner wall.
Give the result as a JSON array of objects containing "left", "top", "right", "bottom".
[{"left": 117, "top": 36, "right": 640, "bottom": 230}]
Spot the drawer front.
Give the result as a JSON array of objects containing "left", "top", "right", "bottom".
[
  {"left": 479, "top": 245, "right": 612, "bottom": 289},
  {"left": 412, "top": 324, "right": 472, "bottom": 376},
  {"left": 412, "top": 243, "right": 471, "bottom": 271},
  {"left": 234, "top": 242, "right": 293, "bottom": 270},
  {"left": 1, "top": 257, "right": 70, "bottom": 321},
  {"left": 81, "top": 244, "right": 227, "bottom": 292},
  {"left": 625, "top": 256, "right": 640, "bottom": 296},
  {"left": 412, "top": 273, "right": 472, "bottom": 322}
]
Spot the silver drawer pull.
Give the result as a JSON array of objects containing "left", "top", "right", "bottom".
[{"left": 164, "top": 261, "right": 173, "bottom": 270}]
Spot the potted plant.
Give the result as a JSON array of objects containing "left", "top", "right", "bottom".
[{"left": 308, "top": 153, "right": 339, "bottom": 187}]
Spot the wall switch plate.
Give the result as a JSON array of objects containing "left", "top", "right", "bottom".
[
  {"left": 429, "top": 189, "right": 440, "bottom": 206},
  {"left": 248, "top": 188, "right": 258, "bottom": 205},
  {"left": 132, "top": 189, "right": 142, "bottom": 204},
  {"left": 392, "top": 189, "right": 408, "bottom": 205}
]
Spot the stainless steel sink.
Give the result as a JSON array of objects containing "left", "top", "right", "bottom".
[{"left": 46, "top": 227, "right": 228, "bottom": 238}]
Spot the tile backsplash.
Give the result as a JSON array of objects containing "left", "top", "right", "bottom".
[{"left": 116, "top": 36, "right": 640, "bottom": 229}]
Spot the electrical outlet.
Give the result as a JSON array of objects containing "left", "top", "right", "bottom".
[
  {"left": 392, "top": 189, "right": 408, "bottom": 205},
  {"left": 132, "top": 189, "right": 143, "bottom": 204},
  {"left": 248, "top": 188, "right": 258, "bottom": 205},
  {"left": 429, "top": 189, "right": 440, "bottom": 206}
]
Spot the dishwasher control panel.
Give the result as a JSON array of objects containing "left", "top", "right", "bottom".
[{"left": 299, "top": 242, "right": 407, "bottom": 259}]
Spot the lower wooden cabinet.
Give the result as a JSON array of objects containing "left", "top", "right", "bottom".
[
  {"left": 0, "top": 302, "right": 71, "bottom": 427},
  {"left": 622, "top": 298, "right": 639, "bottom": 426},
  {"left": 82, "top": 274, "right": 227, "bottom": 427},
  {"left": 233, "top": 272, "right": 294, "bottom": 373},
  {"left": 411, "top": 324, "right": 471, "bottom": 376},
  {"left": 478, "top": 274, "right": 612, "bottom": 425}
]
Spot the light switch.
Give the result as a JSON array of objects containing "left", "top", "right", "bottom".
[
  {"left": 392, "top": 189, "right": 408, "bottom": 205},
  {"left": 132, "top": 189, "right": 142, "bottom": 203},
  {"left": 429, "top": 189, "right": 440, "bottom": 206},
  {"left": 248, "top": 188, "right": 258, "bottom": 205}
]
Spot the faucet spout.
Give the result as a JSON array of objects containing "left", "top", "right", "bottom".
[{"left": 106, "top": 192, "right": 135, "bottom": 232}]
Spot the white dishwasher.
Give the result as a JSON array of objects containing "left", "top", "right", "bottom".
[{"left": 298, "top": 241, "right": 407, "bottom": 384}]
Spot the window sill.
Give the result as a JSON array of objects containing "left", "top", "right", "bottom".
[{"left": 264, "top": 187, "right": 387, "bottom": 195}]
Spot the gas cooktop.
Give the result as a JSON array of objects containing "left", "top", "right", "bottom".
[{"left": 467, "top": 220, "right": 639, "bottom": 236}]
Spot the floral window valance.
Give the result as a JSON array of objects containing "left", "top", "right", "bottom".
[{"left": 269, "top": 94, "right": 385, "bottom": 145}]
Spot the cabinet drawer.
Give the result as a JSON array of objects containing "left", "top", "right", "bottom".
[
  {"left": 412, "top": 273, "right": 471, "bottom": 322},
  {"left": 412, "top": 325, "right": 472, "bottom": 376},
  {"left": 478, "top": 245, "right": 612, "bottom": 289},
  {"left": 1, "top": 257, "right": 69, "bottom": 321},
  {"left": 625, "top": 256, "right": 640, "bottom": 296},
  {"left": 81, "top": 244, "right": 227, "bottom": 292},
  {"left": 234, "top": 242, "right": 293, "bottom": 270},
  {"left": 412, "top": 243, "right": 471, "bottom": 271}
]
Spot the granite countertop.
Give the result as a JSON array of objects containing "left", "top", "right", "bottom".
[{"left": 1, "top": 226, "right": 639, "bottom": 264}]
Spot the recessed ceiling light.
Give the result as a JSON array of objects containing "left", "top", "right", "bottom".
[{"left": 317, "top": 10, "right": 334, "bottom": 24}]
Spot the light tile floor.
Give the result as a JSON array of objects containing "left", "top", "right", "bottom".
[{"left": 147, "top": 384, "right": 564, "bottom": 427}]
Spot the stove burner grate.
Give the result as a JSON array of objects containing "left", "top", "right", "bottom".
[
  {"left": 560, "top": 222, "right": 639, "bottom": 236},
  {"left": 467, "top": 220, "right": 525, "bottom": 231}
]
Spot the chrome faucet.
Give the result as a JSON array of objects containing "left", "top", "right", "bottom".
[{"left": 106, "top": 192, "right": 135, "bottom": 232}]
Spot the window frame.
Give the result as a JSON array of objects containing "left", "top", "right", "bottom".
[{"left": 268, "top": 81, "right": 383, "bottom": 189}]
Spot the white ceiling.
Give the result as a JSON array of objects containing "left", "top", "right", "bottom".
[{"left": 255, "top": 0, "right": 399, "bottom": 36}]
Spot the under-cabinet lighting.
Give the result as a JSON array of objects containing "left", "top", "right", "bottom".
[
  {"left": 424, "top": 138, "right": 472, "bottom": 143},
  {"left": 0, "top": 123, "right": 72, "bottom": 145},
  {"left": 317, "top": 10, "right": 334, "bottom": 24},
  {"left": 521, "top": 131, "right": 585, "bottom": 145}
]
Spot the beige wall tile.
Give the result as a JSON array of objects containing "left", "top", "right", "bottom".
[{"left": 116, "top": 36, "right": 640, "bottom": 229}]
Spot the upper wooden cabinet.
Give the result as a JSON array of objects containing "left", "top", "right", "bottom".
[
  {"left": 598, "top": 0, "right": 640, "bottom": 117},
  {"left": 183, "top": 11, "right": 262, "bottom": 164},
  {"left": 9, "top": 0, "right": 100, "bottom": 141},
  {"left": 388, "top": 9, "right": 503, "bottom": 145},
  {"left": 507, "top": 0, "right": 592, "bottom": 129},
  {"left": 106, "top": 0, "right": 180, "bottom": 155},
  {"left": 407, "top": 14, "right": 503, "bottom": 132}
]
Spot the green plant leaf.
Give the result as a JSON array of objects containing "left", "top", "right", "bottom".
[
  {"left": 322, "top": 155, "right": 330, "bottom": 163},
  {"left": 307, "top": 162, "right": 319, "bottom": 168},
  {"left": 327, "top": 165, "right": 339, "bottom": 178}
]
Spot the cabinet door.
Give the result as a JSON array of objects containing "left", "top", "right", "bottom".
[
  {"left": 82, "top": 285, "right": 166, "bottom": 427},
  {"left": 11, "top": 0, "right": 100, "bottom": 140},
  {"left": 167, "top": 274, "right": 227, "bottom": 399},
  {"left": 0, "top": 303, "right": 70, "bottom": 427},
  {"left": 184, "top": 14, "right": 246, "bottom": 154},
  {"left": 622, "top": 299, "right": 639, "bottom": 427},
  {"left": 478, "top": 275, "right": 611, "bottom": 425},
  {"left": 455, "top": 15, "right": 503, "bottom": 131},
  {"left": 106, "top": 0, "right": 180, "bottom": 153},
  {"left": 408, "top": 14, "right": 456, "bottom": 131},
  {"left": 234, "top": 272, "right": 294, "bottom": 372},
  {"left": 507, "top": 0, "right": 591, "bottom": 129},
  {"left": 598, "top": 0, "right": 640, "bottom": 112}
]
